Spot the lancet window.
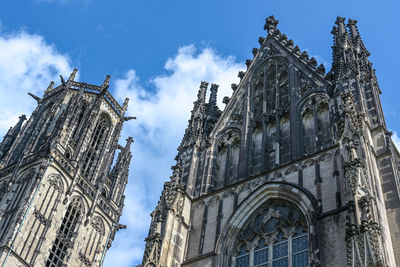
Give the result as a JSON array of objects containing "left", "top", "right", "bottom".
[
  {"left": 301, "top": 96, "right": 331, "bottom": 155},
  {"left": 82, "top": 114, "right": 111, "bottom": 179},
  {"left": 215, "top": 130, "right": 241, "bottom": 189},
  {"left": 250, "top": 56, "right": 290, "bottom": 172},
  {"left": 71, "top": 102, "right": 87, "bottom": 140},
  {"left": 252, "top": 57, "right": 289, "bottom": 117},
  {"left": 0, "top": 169, "right": 35, "bottom": 242},
  {"left": 234, "top": 199, "right": 309, "bottom": 267},
  {"left": 46, "top": 198, "right": 83, "bottom": 267}
]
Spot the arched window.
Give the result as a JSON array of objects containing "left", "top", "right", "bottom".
[
  {"left": 302, "top": 108, "right": 316, "bottom": 155},
  {"left": 82, "top": 114, "right": 111, "bottom": 178},
  {"left": 250, "top": 125, "right": 263, "bottom": 175},
  {"left": 252, "top": 57, "right": 289, "bottom": 117},
  {"left": 71, "top": 102, "right": 87, "bottom": 140},
  {"left": 234, "top": 199, "right": 309, "bottom": 267},
  {"left": 215, "top": 131, "right": 241, "bottom": 189},
  {"left": 80, "top": 216, "right": 105, "bottom": 264},
  {"left": 0, "top": 169, "right": 35, "bottom": 242},
  {"left": 46, "top": 198, "right": 83, "bottom": 267},
  {"left": 316, "top": 102, "right": 331, "bottom": 149}
]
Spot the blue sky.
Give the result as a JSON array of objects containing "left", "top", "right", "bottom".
[{"left": 0, "top": 0, "right": 399, "bottom": 266}]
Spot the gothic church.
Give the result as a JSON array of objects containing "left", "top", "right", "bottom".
[
  {"left": 0, "top": 71, "right": 133, "bottom": 266},
  {"left": 140, "top": 16, "right": 400, "bottom": 266}
]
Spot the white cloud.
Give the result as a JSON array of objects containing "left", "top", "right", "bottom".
[
  {"left": 0, "top": 27, "right": 243, "bottom": 267},
  {"left": 391, "top": 130, "right": 400, "bottom": 150},
  {"left": 105, "top": 45, "right": 244, "bottom": 266},
  {"left": 0, "top": 30, "right": 73, "bottom": 135}
]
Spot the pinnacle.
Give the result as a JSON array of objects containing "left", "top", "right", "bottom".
[{"left": 264, "top": 15, "right": 279, "bottom": 35}]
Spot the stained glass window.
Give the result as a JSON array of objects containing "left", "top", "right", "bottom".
[
  {"left": 254, "top": 239, "right": 268, "bottom": 267},
  {"left": 234, "top": 199, "right": 310, "bottom": 267},
  {"left": 236, "top": 244, "right": 250, "bottom": 267}
]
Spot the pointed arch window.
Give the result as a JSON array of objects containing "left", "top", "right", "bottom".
[
  {"left": 234, "top": 199, "right": 309, "bottom": 267},
  {"left": 82, "top": 114, "right": 111, "bottom": 178},
  {"left": 46, "top": 198, "right": 83, "bottom": 267},
  {"left": 0, "top": 169, "right": 35, "bottom": 242},
  {"left": 215, "top": 131, "right": 241, "bottom": 189},
  {"left": 71, "top": 102, "right": 87, "bottom": 140},
  {"left": 252, "top": 57, "right": 289, "bottom": 117}
]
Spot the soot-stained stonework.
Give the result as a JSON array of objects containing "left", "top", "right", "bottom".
[
  {"left": 0, "top": 71, "right": 133, "bottom": 266},
  {"left": 140, "top": 16, "right": 400, "bottom": 267}
]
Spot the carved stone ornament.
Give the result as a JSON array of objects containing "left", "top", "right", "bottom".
[
  {"left": 345, "top": 200, "right": 384, "bottom": 266},
  {"left": 47, "top": 174, "right": 62, "bottom": 192},
  {"left": 78, "top": 251, "right": 92, "bottom": 266},
  {"left": 142, "top": 232, "right": 162, "bottom": 266},
  {"left": 33, "top": 208, "right": 51, "bottom": 226},
  {"left": 90, "top": 217, "right": 104, "bottom": 235}
]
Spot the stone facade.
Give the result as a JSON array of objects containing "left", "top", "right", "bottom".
[
  {"left": 0, "top": 71, "right": 133, "bottom": 266},
  {"left": 140, "top": 16, "right": 400, "bottom": 267}
]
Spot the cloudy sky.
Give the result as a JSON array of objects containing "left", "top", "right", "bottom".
[{"left": 0, "top": 0, "right": 399, "bottom": 266}]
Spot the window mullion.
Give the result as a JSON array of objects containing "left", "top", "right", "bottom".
[
  {"left": 268, "top": 243, "right": 273, "bottom": 266},
  {"left": 288, "top": 235, "right": 292, "bottom": 267}
]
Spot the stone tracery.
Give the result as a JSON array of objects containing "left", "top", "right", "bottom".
[{"left": 234, "top": 199, "right": 309, "bottom": 267}]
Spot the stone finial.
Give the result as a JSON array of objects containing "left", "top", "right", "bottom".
[
  {"left": 300, "top": 51, "right": 309, "bottom": 61},
  {"left": 98, "top": 75, "right": 111, "bottom": 97},
  {"left": 335, "top": 16, "right": 346, "bottom": 25},
  {"left": 258, "top": 37, "right": 265, "bottom": 46},
  {"left": 245, "top": 59, "right": 252, "bottom": 69},
  {"left": 231, "top": 83, "right": 238, "bottom": 91},
  {"left": 209, "top": 83, "right": 219, "bottom": 105},
  {"left": 252, "top": 48, "right": 258, "bottom": 57},
  {"left": 126, "top": 137, "right": 134, "bottom": 148},
  {"left": 122, "top": 98, "right": 129, "bottom": 111},
  {"left": 286, "top": 40, "right": 294, "bottom": 49},
  {"left": 308, "top": 57, "right": 317, "bottom": 68},
  {"left": 102, "top": 75, "right": 111, "bottom": 88},
  {"left": 170, "top": 165, "right": 183, "bottom": 184},
  {"left": 347, "top": 18, "right": 370, "bottom": 56},
  {"left": 293, "top": 46, "right": 301, "bottom": 56},
  {"left": 68, "top": 68, "right": 78, "bottom": 83},
  {"left": 347, "top": 18, "right": 359, "bottom": 39},
  {"left": 60, "top": 75, "right": 66, "bottom": 85},
  {"left": 317, "top": 64, "right": 326, "bottom": 75},
  {"left": 45, "top": 81, "right": 55, "bottom": 93},
  {"left": 222, "top": 96, "right": 230, "bottom": 105},
  {"left": 264, "top": 15, "right": 279, "bottom": 35},
  {"left": 197, "top": 81, "right": 208, "bottom": 103},
  {"left": 335, "top": 16, "right": 347, "bottom": 35},
  {"left": 348, "top": 18, "right": 358, "bottom": 26}
]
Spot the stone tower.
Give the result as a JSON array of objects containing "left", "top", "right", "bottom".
[
  {"left": 141, "top": 16, "right": 400, "bottom": 267},
  {"left": 0, "top": 70, "right": 134, "bottom": 266}
]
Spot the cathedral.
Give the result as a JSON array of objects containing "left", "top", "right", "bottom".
[
  {"left": 140, "top": 16, "right": 400, "bottom": 267},
  {"left": 0, "top": 71, "right": 133, "bottom": 266}
]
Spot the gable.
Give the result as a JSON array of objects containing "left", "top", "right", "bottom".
[{"left": 211, "top": 32, "right": 332, "bottom": 139}]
